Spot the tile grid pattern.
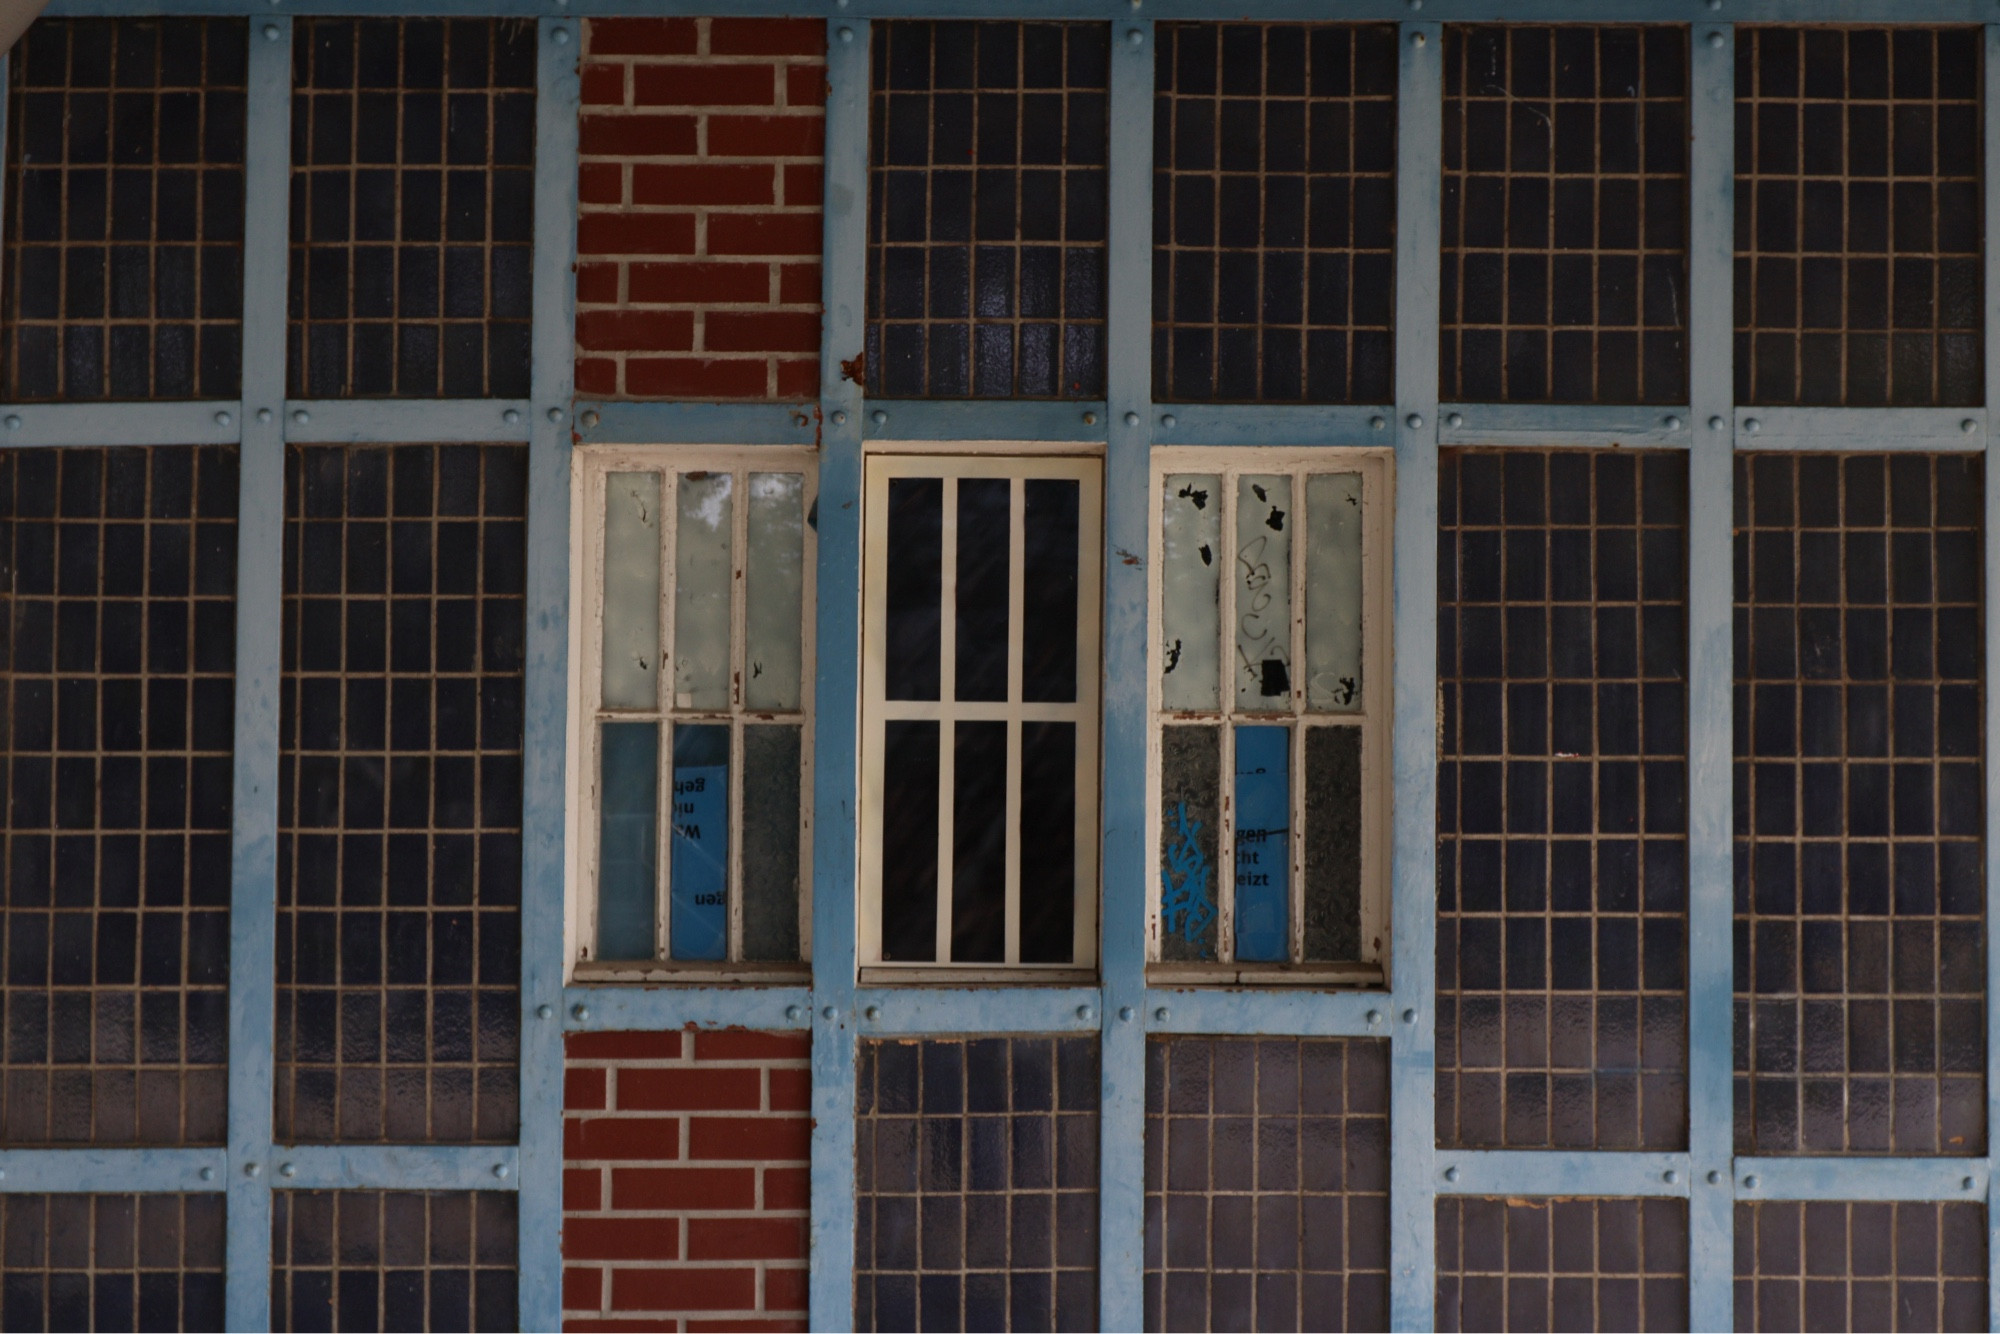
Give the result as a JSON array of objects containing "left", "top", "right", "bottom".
[
  {"left": 1435, "top": 1197, "right": 1690, "bottom": 1331},
  {"left": 1733, "top": 1200, "right": 1986, "bottom": 1332},
  {"left": 0, "top": 1193, "right": 226, "bottom": 1331},
  {"left": 270, "top": 1190, "right": 518, "bottom": 1332}
]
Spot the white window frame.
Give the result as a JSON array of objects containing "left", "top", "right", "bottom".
[
  {"left": 1145, "top": 446, "right": 1395, "bottom": 986},
  {"left": 857, "top": 446, "right": 1104, "bottom": 981},
  {"left": 566, "top": 445, "right": 817, "bottom": 982}
]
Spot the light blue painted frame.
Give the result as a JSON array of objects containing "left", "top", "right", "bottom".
[{"left": 4, "top": 6, "right": 2000, "bottom": 1333}]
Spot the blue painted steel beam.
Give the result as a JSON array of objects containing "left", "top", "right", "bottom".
[
  {"left": 1685, "top": 23, "right": 1737, "bottom": 1332},
  {"left": 1144, "top": 988, "right": 1393, "bottom": 1038},
  {"left": 1433, "top": 1151, "right": 1693, "bottom": 1199},
  {"left": 860, "top": 398, "right": 1111, "bottom": 443},
  {"left": 1436, "top": 402, "right": 1693, "bottom": 449},
  {"left": 564, "top": 985, "right": 813, "bottom": 1031},
  {"left": 0, "top": 1149, "right": 227, "bottom": 1193},
  {"left": 1735, "top": 405, "right": 1987, "bottom": 452},
  {"left": 853, "top": 987, "right": 1105, "bottom": 1035},
  {"left": 267, "top": 1146, "right": 523, "bottom": 1191},
  {"left": 223, "top": 17, "right": 291, "bottom": 1331},
  {"left": 1149, "top": 402, "right": 1393, "bottom": 448},
  {"left": 0, "top": 400, "right": 242, "bottom": 446},
  {"left": 1737, "top": 1157, "right": 1991, "bottom": 1203},
  {"left": 516, "top": 18, "right": 582, "bottom": 1332},
  {"left": 281, "top": 398, "right": 533, "bottom": 444},
  {"left": 573, "top": 400, "right": 819, "bottom": 445},
  {"left": 1097, "top": 16, "right": 1153, "bottom": 1332},
  {"left": 808, "top": 19, "right": 868, "bottom": 1330}
]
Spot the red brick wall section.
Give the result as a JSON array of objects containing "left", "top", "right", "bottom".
[
  {"left": 563, "top": 1029, "right": 812, "bottom": 1332},
  {"left": 576, "top": 19, "right": 826, "bottom": 401}
]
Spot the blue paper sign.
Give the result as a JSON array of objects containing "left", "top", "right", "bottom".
[
  {"left": 670, "top": 725, "right": 730, "bottom": 961},
  {"left": 1233, "top": 726, "right": 1290, "bottom": 963}
]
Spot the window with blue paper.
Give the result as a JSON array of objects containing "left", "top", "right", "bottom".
[
  {"left": 1150, "top": 451, "right": 1392, "bottom": 982},
  {"left": 575, "top": 450, "right": 815, "bottom": 976}
]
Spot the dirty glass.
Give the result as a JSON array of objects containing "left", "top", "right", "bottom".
[
  {"left": 1304, "top": 472, "right": 1364, "bottom": 712},
  {"left": 598, "top": 472, "right": 659, "bottom": 712},
  {"left": 1160, "top": 725, "right": 1222, "bottom": 964},
  {"left": 1733, "top": 1200, "right": 1985, "bottom": 1331},
  {"left": 740, "top": 723, "right": 803, "bottom": 962},
  {"left": 270, "top": 1190, "right": 517, "bottom": 1332},
  {"left": 744, "top": 472, "right": 806, "bottom": 713},
  {"left": 0, "top": 1193, "right": 224, "bottom": 1331},
  {"left": 1234, "top": 474, "right": 1293, "bottom": 710},
  {"left": 672, "top": 470, "right": 732, "bottom": 713},
  {"left": 1435, "top": 1196, "right": 1689, "bottom": 1331},
  {"left": 1160, "top": 473, "right": 1222, "bottom": 713},
  {"left": 594, "top": 721, "right": 657, "bottom": 963},
  {"left": 1303, "top": 725, "right": 1364, "bottom": 962}
]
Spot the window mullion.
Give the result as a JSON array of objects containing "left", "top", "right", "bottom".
[{"left": 1981, "top": 24, "right": 2000, "bottom": 1332}]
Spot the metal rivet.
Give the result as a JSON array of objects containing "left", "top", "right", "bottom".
[
  {"left": 785, "top": 1005, "right": 804, "bottom": 1022},
  {"left": 552, "top": 27, "right": 570, "bottom": 45},
  {"left": 1127, "top": 28, "right": 1144, "bottom": 46},
  {"left": 1663, "top": 1169, "right": 1678, "bottom": 1184},
  {"left": 536, "top": 1004, "right": 553, "bottom": 1020},
  {"left": 838, "top": 26, "right": 855, "bottom": 43},
  {"left": 1409, "top": 0, "right": 1423, "bottom": 7},
  {"left": 1708, "top": 1169, "right": 1722, "bottom": 1184},
  {"left": 199, "top": 1167, "right": 214, "bottom": 1181},
  {"left": 1964, "top": 1176, "right": 1977, "bottom": 1191},
  {"left": 822, "top": 1005, "right": 837, "bottom": 1020},
  {"left": 1664, "top": 415, "right": 1683, "bottom": 431},
  {"left": 1443, "top": 1166, "right": 1458, "bottom": 1182},
  {"left": 1160, "top": 414, "right": 1177, "bottom": 429},
  {"left": 1412, "top": 31, "right": 1427, "bottom": 47},
  {"left": 503, "top": 408, "right": 521, "bottom": 424},
  {"left": 1446, "top": 412, "right": 1463, "bottom": 429},
  {"left": 832, "top": 410, "right": 847, "bottom": 425},
  {"left": 581, "top": 409, "right": 601, "bottom": 430},
  {"left": 3, "top": 415, "right": 20, "bottom": 431},
  {"left": 1119, "top": 1006, "right": 1134, "bottom": 1022},
  {"left": 1744, "top": 417, "right": 1762, "bottom": 434},
  {"left": 263, "top": 23, "right": 281, "bottom": 40},
  {"left": 1402, "top": 1008, "right": 1417, "bottom": 1023},
  {"left": 214, "top": 411, "right": 233, "bottom": 427},
  {"left": 1707, "top": 0, "right": 1722, "bottom": 9},
  {"left": 1742, "top": 1174, "right": 1759, "bottom": 1189},
  {"left": 258, "top": 408, "right": 273, "bottom": 423},
  {"left": 1708, "top": 415, "right": 1726, "bottom": 431},
  {"left": 571, "top": 1003, "right": 590, "bottom": 1021},
  {"left": 244, "top": 1162, "right": 261, "bottom": 1178},
  {"left": 1076, "top": 1005, "right": 1093, "bottom": 1021},
  {"left": 1082, "top": 411, "right": 1098, "bottom": 425},
  {"left": 864, "top": 1005, "right": 881, "bottom": 1021},
  {"left": 279, "top": 1162, "right": 297, "bottom": 1178},
  {"left": 1963, "top": 418, "right": 1980, "bottom": 434},
  {"left": 1153, "top": 1006, "right": 1170, "bottom": 1022},
  {"left": 1707, "top": 31, "right": 1725, "bottom": 48},
  {"left": 1405, "top": 413, "right": 1424, "bottom": 430},
  {"left": 291, "top": 409, "right": 310, "bottom": 425},
  {"left": 1124, "top": 411, "right": 1140, "bottom": 427},
  {"left": 871, "top": 409, "right": 888, "bottom": 425},
  {"left": 1365, "top": 1009, "right": 1383, "bottom": 1024},
  {"left": 494, "top": 1163, "right": 511, "bottom": 1179},
  {"left": 1370, "top": 416, "right": 1386, "bottom": 431},
  {"left": 547, "top": 407, "right": 565, "bottom": 424}
]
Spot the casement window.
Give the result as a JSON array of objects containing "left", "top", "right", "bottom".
[
  {"left": 859, "top": 452, "right": 1102, "bottom": 977},
  {"left": 572, "top": 448, "right": 815, "bottom": 977},
  {"left": 1149, "top": 449, "right": 1392, "bottom": 983}
]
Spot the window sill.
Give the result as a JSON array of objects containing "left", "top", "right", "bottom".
[
  {"left": 569, "top": 961, "right": 812, "bottom": 986},
  {"left": 1146, "top": 961, "right": 1386, "bottom": 989}
]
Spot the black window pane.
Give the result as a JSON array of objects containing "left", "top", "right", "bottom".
[
  {"left": 867, "top": 22, "right": 1108, "bottom": 399},
  {"left": 288, "top": 20, "right": 535, "bottom": 398},
  {"left": 271, "top": 1190, "right": 518, "bottom": 1332},
  {"left": 4, "top": 20, "right": 247, "bottom": 401},
  {"left": 951, "top": 720, "right": 1006, "bottom": 963},
  {"left": 276, "top": 444, "right": 524, "bottom": 1144},
  {"left": 1437, "top": 449, "right": 1690, "bottom": 1151},
  {"left": 1733, "top": 1201, "right": 1985, "bottom": 1331},
  {"left": 1437, "top": 1196, "right": 1689, "bottom": 1331},
  {"left": 880, "top": 719, "right": 941, "bottom": 964},
  {"left": 1021, "top": 477, "right": 1079, "bottom": 703},
  {"left": 0, "top": 1194, "right": 225, "bottom": 1331},
  {"left": 1018, "top": 720, "right": 1077, "bottom": 965},
  {"left": 1441, "top": 26, "right": 1690, "bottom": 404},
  {"left": 1154, "top": 24, "right": 1397, "bottom": 404},
  {"left": 0, "top": 446, "right": 236, "bottom": 1146},
  {"left": 1735, "top": 29, "right": 1982, "bottom": 407},
  {"left": 855, "top": 1035, "right": 1098, "bottom": 1331},
  {"left": 1143, "top": 1037, "right": 1390, "bottom": 1331},
  {"left": 1733, "top": 453, "right": 1985, "bottom": 1155},
  {"left": 886, "top": 476, "right": 943, "bottom": 703}
]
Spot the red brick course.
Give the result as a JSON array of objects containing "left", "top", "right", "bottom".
[
  {"left": 576, "top": 18, "right": 825, "bottom": 402},
  {"left": 564, "top": 1029, "right": 810, "bottom": 1332}
]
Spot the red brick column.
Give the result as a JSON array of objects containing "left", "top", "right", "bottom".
[
  {"left": 563, "top": 1030, "right": 812, "bottom": 1332},
  {"left": 575, "top": 19, "right": 826, "bottom": 401}
]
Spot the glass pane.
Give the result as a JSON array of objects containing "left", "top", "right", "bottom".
[
  {"left": 1235, "top": 474, "right": 1293, "bottom": 710},
  {"left": 673, "top": 471, "right": 733, "bottom": 712},
  {"left": 1144, "top": 1038, "right": 1390, "bottom": 1331},
  {"left": 596, "top": 722, "right": 659, "bottom": 962},
  {"left": 1022, "top": 478, "right": 1080, "bottom": 704},
  {"left": 955, "top": 478, "right": 1011, "bottom": 703},
  {"left": 1161, "top": 473, "right": 1222, "bottom": 712},
  {"left": 669, "top": 723, "right": 730, "bottom": 963},
  {"left": 0, "top": 1193, "right": 224, "bottom": 1331},
  {"left": 855, "top": 1036, "right": 1100, "bottom": 1330},
  {"left": 1304, "top": 471, "right": 1364, "bottom": 712},
  {"left": 1435, "top": 1197, "right": 1689, "bottom": 1331},
  {"left": 885, "top": 477, "right": 943, "bottom": 702},
  {"left": 1232, "top": 725, "right": 1290, "bottom": 963},
  {"left": 1160, "top": 724, "right": 1221, "bottom": 963},
  {"left": 740, "top": 724, "right": 802, "bottom": 962},
  {"left": 744, "top": 472, "right": 805, "bottom": 713},
  {"left": 951, "top": 721, "right": 1007, "bottom": 963},
  {"left": 271, "top": 1191, "right": 517, "bottom": 1332},
  {"left": 600, "top": 472, "right": 660, "bottom": 710},
  {"left": 1020, "top": 721, "right": 1078, "bottom": 965},
  {"left": 1733, "top": 1201, "right": 1986, "bottom": 1331},
  {"left": 1303, "top": 725, "right": 1364, "bottom": 962},
  {"left": 881, "top": 719, "right": 940, "bottom": 962}
]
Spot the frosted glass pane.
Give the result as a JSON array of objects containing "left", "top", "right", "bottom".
[
  {"left": 1303, "top": 725, "right": 1363, "bottom": 961},
  {"left": 1233, "top": 725, "right": 1290, "bottom": 963},
  {"left": 674, "top": 471, "right": 734, "bottom": 711},
  {"left": 1159, "top": 724, "right": 1220, "bottom": 963},
  {"left": 1161, "top": 474, "right": 1221, "bottom": 711},
  {"left": 597, "top": 722, "right": 659, "bottom": 961},
  {"left": 669, "top": 723, "right": 730, "bottom": 961},
  {"left": 600, "top": 473, "right": 661, "bottom": 710},
  {"left": 1235, "top": 474, "right": 1293, "bottom": 710},
  {"left": 1305, "top": 472, "right": 1364, "bottom": 712},
  {"left": 741, "top": 724, "right": 802, "bottom": 961},
  {"left": 745, "top": 472, "right": 805, "bottom": 712}
]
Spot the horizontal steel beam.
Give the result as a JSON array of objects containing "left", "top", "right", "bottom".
[
  {"left": 576, "top": 400, "right": 819, "bottom": 446},
  {"left": 862, "top": 399, "right": 1110, "bottom": 443},
  {"left": 1150, "top": 402, "right": 1394, "bottom": 448},
  {"left": 267, "top": 1145, "right": 521, "bottom": 1192},
  {"left": 1437, "top": 401, "right": 1694, "bottom": 450},
  {"left": 0, "top": 400, "right": 240, "bottom": 447},
  {"left": 1144, "top": 986, "right": 1394, "bottom": 1037},
  {"left": 564, "top": 984, "right": 813, "bottom": 1031},
  {"left": 0, "top": 1148, "right": 228, "bottom": 1193},
  {"left": 283, "top": 398, "right": 534, "bottom": 444},
  {"left": 1735, "top": 1156, "right": 1990, "bottom": 1202},
  {"left": 1432, "top": 1149, "right": 1695, "bottom": 1198},
  {"left": 1736, "top": 406, "right": 1988, "bottom": 451}
]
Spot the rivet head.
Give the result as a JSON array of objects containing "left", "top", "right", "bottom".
[
  {"left": 1153, "top": 1006, "right": 1170, "bottom": 1022},
  {"left": 263, "top": 23, "right": 281, "bottom": 40},
  {"left": 1124, "top": 411, "right": 1140, "bottom": 427},
  {"left": 3, "top": 415, "right": 20, "bottom": 431},
  {"left": 199, "top": 1166, "right": 214, "bottom": 1181},
  {"left": 1707, "top": 31, "right": 1725, "bottom": 48},
  {"left": 1964, "top": 1176, "right": 1977, "bottom": 1191},
  {"left": 547, "top": 407, "right": 565, "bottom": 424},
  {"left": 1663, "top": 1169, "right": 1678, "bottom": 1184},
  {"left": 503, "top": 408, "right": 521, "bottom": 425},
  {"left": 1075, "top": 1005, "right": 1093, "bottom": 1021},
  {"left": 1365, "top": 1009, "right": 1383, "bottom": 1024},
  {"left": 571, "top": 1003, "right": 590, "bottom": 1021},
  {"left": 871, "top": 409, "right": 888, "bottom": 425},
  {"left": 1119, "top": 1006, "right": 1134, "bottom": 1022},
  {"left": 536, "top": 1004, "right": 553, "bottom": 1020},
  {"left": 1664, "top": 415, "right": 1683, "bottom": 431},
  {"left": 1408, "top": 0, "right": 1423, "bottom": 8},
  {"left": 1707, "top": 0, "right": 1722, "bottom": 9},
  {"left": 1161, "top": 414, "right": 1177, "bottom": 429},
  {"left": 551, "top": 27, "right": 570, "bottom": 45},
  {"left": 1127, "top": 28, "right": 1144, "bottom": 46},
  {"left": 864, "top": 1005, "right": 881, "bottom": 1021},
  {"left": 244, "top": 1162, "right": 261, "bottom": 1178},
  {"left": 1412, "top": 30, "right": 1427, "bottom": 47},
  {"left": 1401, "top": 1008, "right": 1417, "bottom": 1023},
  {"left": 291, "top": 409, "right": 310, "bottom": 425},
  {"left": 1082, "top": 411, "right": 1098, "bottom": 426},
  {"left": 258, "top": 408, "right": 273, "bottom": 423},
  {"left": 1743, "top": 417, "right": 1761, "bottom": 434},
  {"left": 785, "top": 1004, "right": 804, "bottom": 1022},
  {"left": 494, "top": 1163, "right": 511, "bottom": 1179},
  {"left": 838, "top": 26, "right": 855, "bottom": 42},
  {"left": 214, "top": 410, "right": 233, "bottom": 427},
  {"left": 581, "top": 409, "right": 601, "bottom": 430},
  {"left": 1405, "top": 413, "right": 1424, "bottom": 430},
  {"left": 1708, "top": 415, "right": 1726, "bottom": 431},
  {"left": 1443, "top": 1165, "right": 1458, "bottom": 1182},
  {"left": 1370, "top": 416, "right": 1386, "bottom": 431},
  {"left": 832, "top": 410, "right": 847, "bottom": 425},
  {"left": 822, "top": 1005, "right": 837, "bottom": 1020},
  {"left": 1708, "top": 1169, "right": 1722, "bottom": 1184},
  {"left": 1963, "top": 418, "right": 1980, "bottom": 434},
  {"left": 1743, "top": 1174, "right": 1759, "bottom": 1189},
  {"left": 279, "top": 1162, "right": 297, "bottom": 1178},
  {"left": 1446, "top": 412, "right": 1463, "bottom": 428}
]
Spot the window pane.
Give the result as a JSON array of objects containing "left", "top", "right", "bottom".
[
  {"left": 1436, "top": 1196, "right": 1689, "bottom": 1331},
  {"left": 599, "top": 472, "right": 660, "bottom": 711},
  {"left": 1161, "top": 473, "right": 1222, "bottom": 712},
  {"left": 3, "top": 19, "right": 248, "bottom": 402},
  {"left": 1022, "top": 478, "right": 1081, "bottom": 704},
  {"left": 952, "top": 720, "right": 1007, "bottom": 963},
  {"left": 1019, "top": 720, "right": 1078, "bottom": 965},
  {"left": 885, "top": 476, "right": 943, "bottom": 703},
  {"left": 1734, "top": 28, "right": 1982, "bottom": 407},
  {"left": 1160, "top": 724, "right": 1222, "bottom": 963},
  {"left": 668, "top": 723, "right": 730, "bottom": 962},
  {"left": 0, "top": 446, "right": 235, "bottom": 1146},
  {"left": 270, "top": 1190, "right": 517, "bottom": 1332},
  {"left": 595, "top": 721, "right": 658, "bottom": 962},
  {"left": 1233, "top": 725, "right": 1291, "bottom": 962},
  {"left": 277, "top": 444, "right": 524, "bottom": 1144},
  {"left": 1441, "top": 26, "right": 1690, "bottom": 404},
  {"left": 1152, "top": 24, "right": 1398, "bottom": 404},
  {"left": 673, "top": 471, "right": 732, "bottom": 713},
  {"left": 1734, "top": 453, "right": 1985, "bottom": 1154},
  {"left": 744, "top": 472, "right": 805, "bottom": 713},
  {"left": 855, "top": 1036, "right": 1099, "bottom": 1331},
  {"left": 1305, "top": 472, "right": 1365, "bottom": 712},
  {"left": 286, "top": 19, "right": 537, "bottom": 398},
  {"left": 740, "top": 723, "right": 803, "bottom": 961},
  {"left": 1436, "top": 450, "right": 1690, "bottom": 1151},
  {"left": 1733, "top": 1201, "right": 1985, "bottom": 1331},
  {"left": 881, "top": 719, "right": 941, "bottom": 962},
  {"left": 954, "top": 478, "right": 1011, "bottom": 704},
  {"left": 1235, "top": 474, "right": 1293, "bottom": 709},
  {"left": 0, "top": 1193, "right": 224, "bottom": 1331},
  {"left": 1303, "top": 725, "right": 1363, "bottom": 962},
  {"left": 865, "top": 21, "right": 1109, "bottom": 399},
  {"left": 1144, "top": 1037, "right": 1389, "bottom": 1331}
]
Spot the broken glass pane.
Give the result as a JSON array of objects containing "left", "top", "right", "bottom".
[
  {"left": 1235, "top": 474, "right": 1293, "bottom": 709},
  {"left": 600, "top": 472, "right": 660, "bottom": 710},
  {"left": 1305, "top": 471, "right": 1364, "bottom": 712},
  {"left": 1161, "top": 473, "right": 1221, "bottom": 711},
  {"left": 1160, "top": 724, "right": 1221, "bottom": 962},
  {"left": 673, "top": 471, "right": 733, "bottom": 711}
]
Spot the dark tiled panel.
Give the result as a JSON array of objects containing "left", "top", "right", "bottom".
[
  {"left": 1734, "top": 453, "right": 1985, "bottom": 1155},
  {"left": 0, "top": 1193, "right": 225, "bottom": 1331},
  {"left": 1441, "top": 26, "right": 1689, "bottom": 404},
  {"left": 287, "top": 19, "right": 536, "bottom": 399},
  {"left": 1436, "top": 1196, "right": 1689, "bottom": 1331},
  {"left": 3, "top": 19, "right": 248, "bottom": 401},
  {"left": 271, "top": 1190, "right": 518, "bottom": 1332},
  {"left": 0, "top": 446, "right": 236, "bottom": 1146},
  {"left": 1735, "top": 28, "right": 1982, "bottom": 407},
  {"left": 1152, "top": 23, "right": 1397, "bottom": 404},
  {"left": 1734, "top": 1200, "right": 1985, "bottom": 1332},
  {"left": 275, "top": 444, "right": 524, "bottom": 1144},
  {"left": 855, "top": 1035, "right": 1099, "bottom": 1331},
  {"left": 1436, "top": 450, "right": 1691, "bottom": 1151},
  {"left": 1143, "top": 1037, "right": 1390, "bottom": 1332},
  {"left": 866, "top": 21, "right": 1109, "bottom": 399}
]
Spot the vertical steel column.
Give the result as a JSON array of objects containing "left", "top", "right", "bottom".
[
  {"left": 1387, "top": 21, "right": 1441, "bottom": 1333},
  {"left": 809, "top": 19, "right": 868, "bottom": 1329},
  {"left": 1099, "top": 16, "right": 1153, "bottom": 1331},
  {"left": 1983, "top": 24, "right": 2000, "bottom": 1332},
  {"left": 518, "top": 18, "right": 581, "bottom": 1329},
  {"left": 225, "top": 16, "right": 291, "bottom": 1330},
  {"left": 1686, "top": 24, "right": 1737, "bottom": 1329}
]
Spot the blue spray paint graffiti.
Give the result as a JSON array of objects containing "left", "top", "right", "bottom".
[{"left": 1160, "top": 800, "right": 1216, "bottom": 951}]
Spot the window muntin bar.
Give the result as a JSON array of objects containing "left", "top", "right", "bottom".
[
  {"left": 270, "top": 1190, "right": 518, "bottom": 1331},
  {"left": 1733, "top": 1200, "right": 1985, "bottom": 1331},
  {"left": 0, "top": 1193, "right": 226, "bottom": 1330},
  {"left": 1435, "top": 1196, "right": 1690, "bottom": 1331}
]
